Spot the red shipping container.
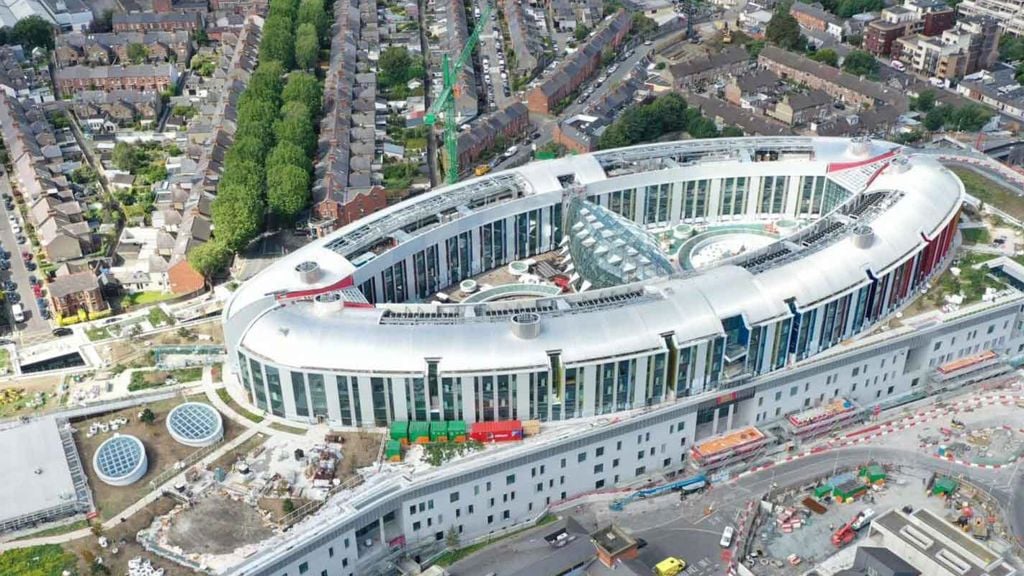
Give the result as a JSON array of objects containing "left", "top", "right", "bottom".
[{"left": 470, "top": 420, "right": 524, "bottom": 443}]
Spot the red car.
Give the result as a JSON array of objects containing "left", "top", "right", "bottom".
[
  {"left": 21, "top": 252, "right": 31, "bottom": 263},
  {"left": 32, "top": 284, "right": 42, "bottom": 297}
]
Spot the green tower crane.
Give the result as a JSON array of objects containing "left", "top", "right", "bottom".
[{"left": 425, "top": 3, "right": 493, "bottom": 184}]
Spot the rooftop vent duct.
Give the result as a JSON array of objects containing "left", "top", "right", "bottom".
[
  {"left": 889, "top": 156, "right": 910, "bottom": 173},
  {"left": 510, "top": 312, "right": 541, "bottom": 339},
  {"left": 314, "top": 292, "right": 344, "bottom": 315},
  {"left": 295, "top": 261, "right": 321, "bottom": 284},
  {"left": 849, "top": 136, "right": 871, "bottom": 158},
  {"left": 852, "top": 225, "right": 874, "bottom": 249}
]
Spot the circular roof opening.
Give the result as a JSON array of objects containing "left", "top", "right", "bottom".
[
  {"left": 167, "top": 402, "right": 224, "bottom": 447},
  {"left": 93, "top": 434, "right": 147, "bottom": 486}
]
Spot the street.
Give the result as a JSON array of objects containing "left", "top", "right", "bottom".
[{"left": 0, "top": 172, "right": 51, "bottom": 340}]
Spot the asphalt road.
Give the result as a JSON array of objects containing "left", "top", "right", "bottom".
[
  {"left": 477, "top": 0, "right": 514, "bottom": 111},
  {"left": 0, "top": 172, "right": 50, "bottom": 339}
]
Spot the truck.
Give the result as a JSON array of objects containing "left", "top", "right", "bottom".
[
  {"left": 653, "top": 557, "right": 687, "bottom": 576},
  {"left": 852, "top": 508, "right": 875, "bottom": 530},
  {"left": 832, "top": 522, "right": 855, "bottom": 547},
  {"left": 474, "top": 165, "right": 491, "bottom": 176},
  {"left": 11, "top": 303, "right": 24, "bottom": 323}
]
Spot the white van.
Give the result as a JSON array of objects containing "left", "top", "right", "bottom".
[
  {"left": 720, "top": 525, "right": 734, "bottom": 547},
  {"left": 852, "top": 508, "right": 875, "bottom": 531},
  {"left": 11, "top": 303, "right": 24, "bottom": 323}
]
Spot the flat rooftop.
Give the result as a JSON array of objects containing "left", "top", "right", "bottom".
[
  {"left": 872, "top": 508, "right": 1014, "bottom": 576},
  {"left": 591, "top": 524, "right": 636, "bottom": 556},
  {"left": 693, "top": 425, "right": 765, "bottom": 457},
  {"left": 0, "top": 416, "right": 79, "bottom": 525}
]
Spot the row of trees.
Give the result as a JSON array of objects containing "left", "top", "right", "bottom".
[
  {"left": 191, "top": 0, "right": 328, "bottom": 278},
  {"left": 597, "top": 93, "right": 742, "bottom": 150}
]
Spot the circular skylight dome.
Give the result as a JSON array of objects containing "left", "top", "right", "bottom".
[
  {"left": 93, "top": 434, "right": 147, "bottom": 486},
  {"left": 166, "top": 402, "right": 224, "bottom": 447}
]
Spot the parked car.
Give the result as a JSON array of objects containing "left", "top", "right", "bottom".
[
  {"left": 7, "top": 292, "right": 19, "bottom": 304},
  {"left": 25, "top": 261, "right": 36, "bottom": 271},
  {"left": 16, "top": 235, "right": 26, "bottom": 245},
  {"left": 720, "top": 526, "right": 734, "bottom": 548},
  {"left": 0, "top": 260, "right": 8, "bottom": 271},
  {"left": 52, "top": 327, "right": 72, "bottom": 337},
  {"left": 4, "top": 281, "right": 16, "bottom": 291}
]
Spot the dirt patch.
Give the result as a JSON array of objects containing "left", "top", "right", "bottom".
[
  {"left": 257, "top": 496, "right": 315, "bottom": 524},
  {"left": 0, "top": 373, "right": 64, "bottom": 418},
  {"left": 73, "top": 397, "right": 243, "bottom": 520},
  {"left": 332, "top": 430, "right": 384, "bottom": 484},
  {"left": 64, "top": 497, "right": 192, "bottom": 576},
  {"left": 165, "top": 493, "right": 274, "bottom": 555}
]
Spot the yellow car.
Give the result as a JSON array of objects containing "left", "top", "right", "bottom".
[{"left": 654, "top": 557, "right": 687, "bottom": 576}]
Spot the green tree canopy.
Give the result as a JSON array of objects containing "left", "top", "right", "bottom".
[
  {"left": 379, "top": 46, "right": 415, "bottom": 89},
  {"left": 841, "top": 50, "right": 879, "bottom": 78},
  {"left": 721, "top": 125, "right": 745, "bottom": 137},
  {"left": 913, "top": 89, "right": 937, "bottom": 112},
  {"left": 282, "top": 71, "right": 322, "bottom": 117},
  {"left": 247, "top": 61, "right": 285, "bottom": 105},
  {"left": 809, "top": 48, "right": 838, "bottom": 67},
  {"left": 211, "top": 186, "right": 265, "bottom": 251},
  {"left": 260, "top": 14, "right": 296, "bottom": 69},
  {"left": 598, "top": 93, "right": 691, "bottom": 149},
  {"left": 11, "top": 16, "right": 54, "bottom": 51},
  {"left": 127, "top": 43, "right": 148, "bottom": 63},
  {"left": 274, "top": 112, "right": 316, "bottom": 157},
  {"left": 187, "top": 240, "right": 233, "bottom": 280},
  {"left": 224, "top": 135, "right": 269, "bottom": 168},
  {"left": 295, "top": 22, "right": 319, "bottom": 70},
  {"left": 297, "top": 0, "right": 329, "bottom": 41},
  {"left": 765, "top": 9, "right": 803, "bottom": 50},
  {"left": 236, "top": 96, "right": 280, "bottom": 149},
  {"left": 688, "top": 116, "right": 720, "bottom": 139},
  {"left": 221, "top": 159, "right": 266, "bottom": 196},
  {"left": 267, "top": 164, "right": 311, "bottom": 221},
  {"left": 268, "top": 141, "right": 312, "bottom": 175},
  {"left": 268, "top": 0, "right": 300, "bottom": 21},
  {"left": 574, "top": 24, "right": 590, "bottom": 41}
]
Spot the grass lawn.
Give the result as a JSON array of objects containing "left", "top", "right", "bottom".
[
  {"left": 121, "top": 291, "right": 176, "bottom": 309},
  {"left": 72, "top": 397, "right": 242, "bottom": 520},
  {"left": 0, "top": 544, "right": 77, "bottom": 576},
  {"left": 951, "top": 167, "right": 1024, "bottom": 221},
  {"left": 434, "top": 514, "right": 558, "bottom": 567},
  {"left": 13, "top": 519, "right": 89, "bottom": 541},
  {"left": 961, "top": 227, "right": 991, "bottom": 244},
  {"left": 85, "top": 326, "right": 113, "bottom": 341},
  {"left": 128, "top": 367, "right": 204, "bottom": 392},
  {"left": 217, "top": 387, "right": 264, "bottom": 423},
  {"left": 269, "top": 421, "right": 307, "bottom": 435},
  {"left": 0, "top": 347, "right": 9, "bottom": 371},
  {"left": 147, "top": 305, "right": 175, "bottom": 327}
]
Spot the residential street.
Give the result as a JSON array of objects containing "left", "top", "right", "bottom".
[{"left": 0, "top": 172, "right": 51, "bottom": 340}]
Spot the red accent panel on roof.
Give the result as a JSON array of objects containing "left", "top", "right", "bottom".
[
  {"left": 826, "top": 148, "right": 899, "bottom": 173},
  {"left": 275, "top": 274, "right": 356, "bottom": 302}
]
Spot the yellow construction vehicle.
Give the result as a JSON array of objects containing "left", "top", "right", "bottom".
[
  {"left": 654, "top": 557, "right": 687, "bottom": 576},
  {"left": 722, "top": 23, "right": 733, "bottom": 44},
  {"left": 474, "top": 165, "right": 491, "bottom": 176}
]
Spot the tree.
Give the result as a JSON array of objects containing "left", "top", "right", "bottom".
[
  {"left": 631, "top": 13, "right": 657, "bottom": 39},
  {"left": 297, "top": 0, "right": 329, "bottom": 41},
  {"left": 268, "top": 141, "right": 312, "bottom": 175},
  {"left": 140, "top": 408, "right": 155, "bottom": 424},
  {"left": 282, "top": 498, "right": 296, "bottom": 515},
  {"left": 913, "top": 89, "right": 937, "bottom": 112},
  {"left": 221, "top": 159, "right": 266, "bottom": 195},
  {"left": 379, "top": 46, "right": 413, "bottom": 89},
  {"left": 765, "top": 9, "right": 802, "bottom": 50},
  {"left": 212, "top": 185, "right": 265, "bottom": 251},
  {"left": 269, "top": 0, "right": 300, "bottom": 20},
  {"left": 1016, "top": 62, "right": 1024, "bottom": 84},
  {"left": 236, "top": 96, "right": 280, "bottom": 150},
  {"left": 574, "top": 24, "right": 590, "bottom": 42},
  {"left": 841, "top": 50, "right": 879, "bottom": 78},
  {"left": 274, "top": 112, "right": 316, "bottom": 156},
  {"left": 90, "top": 9, "right": 114, "bottom": 33},
  {"left": 188, "top": 240, "right": 233, "bottom": 280},
  {"left": 112, "top": 142, "right": 145, "bottom": 173},
  {"left": 809, "top": 48, "right": 838, "bottom": 67},
  {"left": 294, "top": 23, "right": 319, "bottom": 70},
  {"left": 924, "top": 105, "right": 950, "bottom": 131},
  {"left": 1001, "top": 35, "right": 1024, "bottom": 62},
  {"left": 247, "top": 61, "right": 285, "bottom": 106},
  {"left": 745, "top": 39, "right": 765, "bottom": 59},
  {"left": 721, "top": 125, "right": 745, "bottom": 137},
  {"left": 445, "top": 526, "right": 460, "bottom": 548},
  {"left": 127, "top": 43, "right": 148, "bottom": 64},
  {"left": 688, "top": 117, "right": 719, "bottom": 139},
  {"left": 11, "top": 16, "right": 54, "bottom": 51},
  {"left": 267, "top": 164, "right": 310, "bottom": 221},
  {"left": 260, "top": 14, "right": 296, "bottom": 69},
  {"left": 282, "top": 72, "right": 322, "bottom": 118}
]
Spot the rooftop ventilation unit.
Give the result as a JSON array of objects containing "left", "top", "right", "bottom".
[
  {"left": 852, "top": 225, "right": 874, "bottom": 249},
  {"left": 511, "top": 312, "right": 541, "bottom": 339},
  {"left": 314, "top": 292, "right": 344, "bottom": 315},
  {"left": 849, "top": 136, "right": 871, "bottom": 157},
  {"left": 295, "top": 261, "right": 321, "bottom": 284},
  {"left": 889, "top": 155, "right": 911, "bottom": 173}
]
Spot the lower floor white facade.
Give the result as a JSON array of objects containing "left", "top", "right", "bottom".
[{"left": 229, "top": 296, "right": 1024, "bottom": 576}]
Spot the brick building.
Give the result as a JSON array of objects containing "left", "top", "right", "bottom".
[
  {"left": 446, "top": 103, "right": 529, "bottom": 173},
  {"left": 863, "top": 0, "right": 954, "bottom": 56},
  {"left": 790, "top": 2, "right": 843, "bottom": 39},
  {"left": 48, "top": 272, "right": 108, "bottom": 319},
  {"left": 525, "top": 9, "right": 631, "bottom": 114},
  {"left": 54, "top": 64, "right": 178, "bottom": 95},
  {"left": 669, "top": 45, "right": 750, "bottom": 91},
  {"left": 757, "top": 46, "right": 906, "bottom": 110},
  {"left": 112, "top": 12, "right": 202, "bottom": 33}
]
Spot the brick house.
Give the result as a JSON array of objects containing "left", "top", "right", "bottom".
[
  {"left": 863, "top": 0, "right": 954, "bottom": 56},
  {"left": 446, "top": 103, "right": 529, "bottom": 173},
  {"left": 112, "top": 12, "right": 201, "bottom": 33},
  {"left": 790, "top": 2, "right": 843, "bottom": 38},
  {"left": 311, "top": 184, "right": 389, "bottom": 235},
  {"left": 48, "top": 272, "right": 108, "bottom": 319},
  {"left": 768, "top": 90, "right": 833, "bottom": 126},
  {"left": 525, "top": 9, "right": 631, "bottom": 114},
  {"left": 757, "top": 46, "right": 906, "bottom": 110},
  {"left": 55, "top": 64, "right": 178, "bottom": 96},
  {"left": 669, "top": 45, "right": 750, "bottom": 91}
]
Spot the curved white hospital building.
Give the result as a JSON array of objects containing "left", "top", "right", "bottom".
[
  {"left": 225, "top": 137, "right": 962, "bottom": 427},
  {"left": 221, "top": 138, "right": 1024, "bottom": 576}
]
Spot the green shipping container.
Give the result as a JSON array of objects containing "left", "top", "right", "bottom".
[
  {"left": 448, "top": 420, "right": 468, "bottom": 442},
  {"left": 430, "top": 421, "right": 449, "bottom": 442},
  {"left": 860, "top": 464, "right": 886, "bottom": 483},
  {"left": 832, "top": 480, "right": 867, "bottom": 501},
  {"left": 409, "top": 422, "right": 431, "bottom": 444},
  {"left": 385, "top": 440, "right": 402, "bottom": 460},
  {"left": 933, "top": 477, "right": 958, "bottom": 496},
  {"left": 390, "top": 421, "right": 410, "bottom": 443}
]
